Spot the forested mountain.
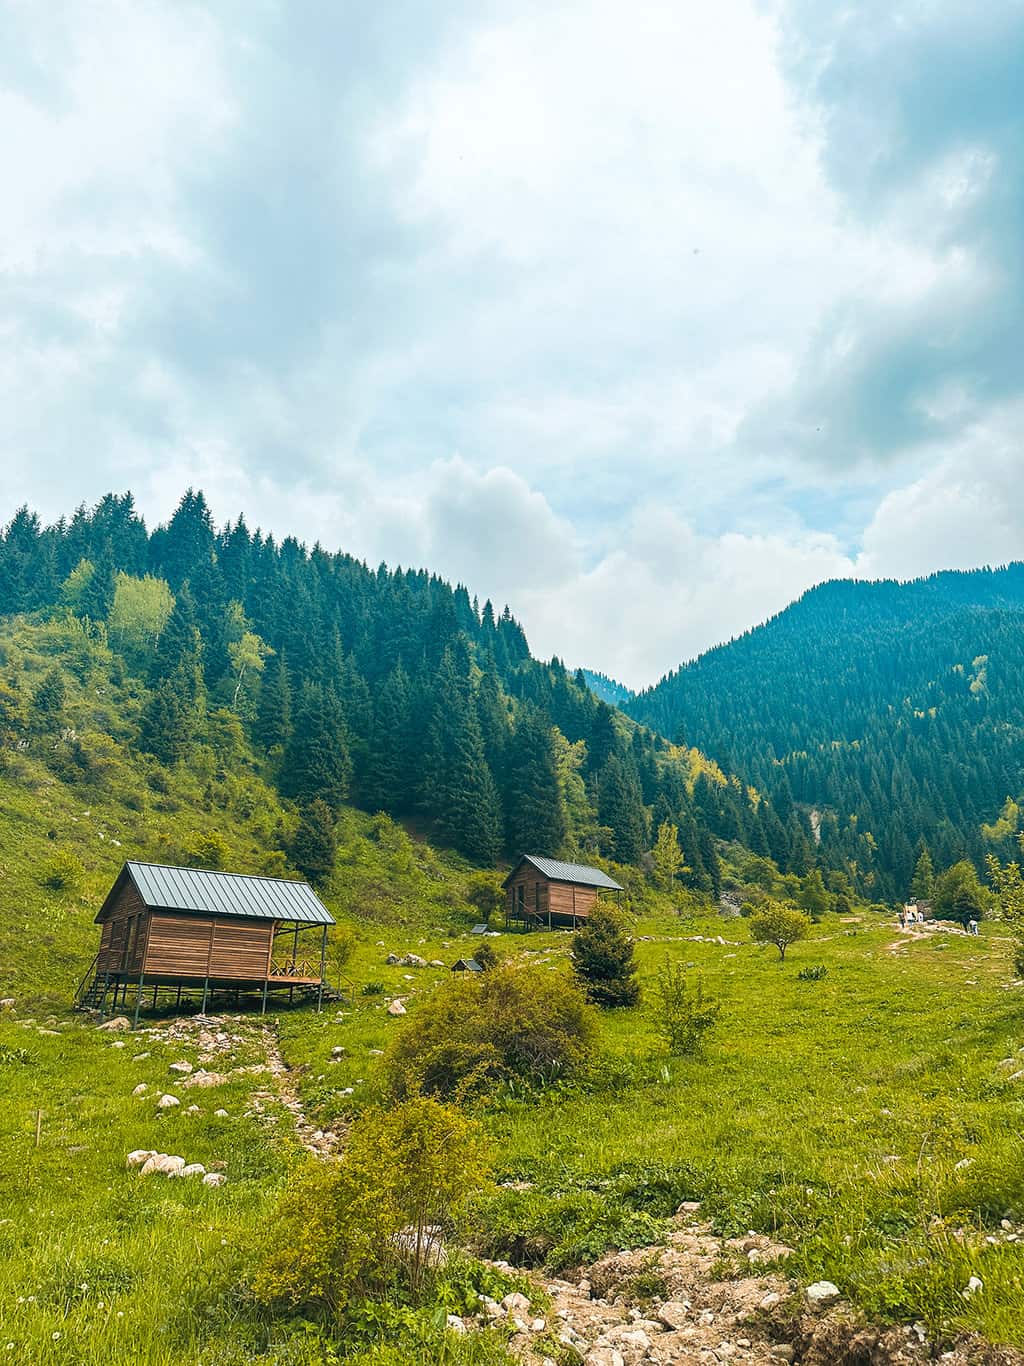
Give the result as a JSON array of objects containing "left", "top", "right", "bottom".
[
  {"left": 0, "top": 490, "right": 819, "bottom": 891},
  {"left": 628, "top": 566, "right": 1024, "bottom": 897},
  {"left": 581, "top": 669, "right": 635, "bottom": 708}
]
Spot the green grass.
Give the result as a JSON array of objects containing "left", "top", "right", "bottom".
[{"left": 5, "top": 613, "right": 1024, "bottom": 1356}]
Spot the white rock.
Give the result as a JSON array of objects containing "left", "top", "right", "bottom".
[
  {"left": 531, "top": 1317, "right": 546, "bottom": 1332},
  {"left": 140, "top": 1154, "right": 186, "bottom": 1177},
  {"left": 132, "top": 1053, "right": 150, "bottom": 1062},
  {"left": 181, "top": 1163, "right": 206, "bottom": 1178},
  {"left": 126, "top": 1149, "right": 157, "bottom": 1168},
  {"left": 954, "top": 1158, "right": 974, "bottom": 1171},
  {"left": 202, "top": 1172, "right": 227, "bottom": 1188},
  {"left": 156, "top": 1094, "right": 180, "bottom": 1110},
  {"left": 502, "top": 1292, "right": 531, "bottom": 1314},
  {"left": 97, "top": 1016, "right": 131, "bottom": 1031},
  {"left": 185, "top": 1104, "right": 201, "bottom": 1114},
  {"left": 0, "top": 998, "right": 15, "bottom": 1010},
  {"left": 387, "top": 999, "right": 407, "bottom": 1016},
  {"left": 168, "top": 1061, "right": 193, "bottom": 1075},
  {"left": 110, "top": 1041, "right": 126, "bottom": 1049},
  {"left": 184, "top": 1071, "right": 227, "bottom": 1088},
  {"left": 131, "top": 1083, "right": 148, "bottom": 1097},
  {"left": 806, "top": 1281, "right": 841, "bottom": 1305},
  {"left": 214, "top": 1109, "right": 229, "bottom": 1118},
  {"left": 963, "top": 1275, "right": 983, "bottom": 1297},
  {"left": 446, "top": 1314, "right": 467, "bottom": 1335}
]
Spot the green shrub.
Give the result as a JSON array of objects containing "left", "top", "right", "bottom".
[
  {"left": 37, "top": 849, "right": 85, "bottom": 895},
  {"left": 182, "top": 829, "right": 230, "bottom": 869},
  {"left": 384, "top": 962, "right": 597, "bottom": 1098},
  {"left": 797, "top": 964, "right": 828, "bottom": 981},
  {"left": 254, "top": 1097, "right": 490, "bottom": 1314},
  {"left": 570, "top": 905, "right": 640, "bottom": 1008},
  {"left": 651, "top": 960, "right": 720, "bottom": 1055}
]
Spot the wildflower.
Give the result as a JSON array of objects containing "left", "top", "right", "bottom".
[
  {"left": 97, "top": 1302, "right": 105, "bottom": 1311},
  {"left": 117, "top": 1312, "right": 124, "bottom": 1319},
  {"left": 52, "top": 1332, "right": 61, "bottom": 1340}
]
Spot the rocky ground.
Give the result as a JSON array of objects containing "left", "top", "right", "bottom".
[{"left": 464, "top": 1206, "right": 1024, "bottom": 1366}]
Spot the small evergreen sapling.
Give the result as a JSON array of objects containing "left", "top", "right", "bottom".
[{"left": 570, "top": 903, "right": 640, "bottom": 1007}]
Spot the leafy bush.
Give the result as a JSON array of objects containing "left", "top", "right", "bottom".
[
  {"left": 465, "top": 871, "right": 504, "bottom": 924},
  {"left": 651, "top": 960, "right": 720, "bottom": 1055},
  {"left": 384, "top": 962, "right": 597, "bottom": 1098},
  {"left": 570, "top": 905, "right": 640, "bottom": 1008},
  {"left": 254, "top": 1097, "right": 490, "bottom": 1314},
  {"left": 182, "top": 829, "right": 230, "bottom": 869}
]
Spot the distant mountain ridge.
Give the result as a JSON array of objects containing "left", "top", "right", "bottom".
[
  {"left": 581, "top": 668, "right": 635, "bottom": 708},
  {"left": 627, "top": 564, "right": 1024, "bottom": 896}
]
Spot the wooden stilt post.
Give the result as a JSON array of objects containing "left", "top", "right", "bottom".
[
  {"left": 201, "top": 978, "right": 209, "bottom": 1015},
  {"left": 176, "top": 984, "right": 182, "bottom": 1007},
  {"left": 261, "top": 975, "right": 270, "bottom": 1016},
  {"left": 317, "top": 925, "right": 327, "bottom": 1013},
  {"left": 132, "top": 969, "right": 145, "bottom": 1029}
]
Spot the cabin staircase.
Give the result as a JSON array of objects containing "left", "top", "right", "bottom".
[{"left": 73, "top": 955, "right": 104, "bottom": 1010}]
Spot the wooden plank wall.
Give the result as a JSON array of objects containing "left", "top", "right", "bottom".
[
  {"left": 505, "top": 865, "right": 598, "bottom": 921},
  {"left": 96, "top": 881, "right": 150, "bottom": 976},
  {"left": 144, "top": 913, "right": 274, "bottom": 981}
]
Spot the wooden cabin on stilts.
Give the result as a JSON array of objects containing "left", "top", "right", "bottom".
[
  {"left": 502, "top": 854, "right": 623, "bottom": 930},
  {"left": 75, "top": 861, "right": 336, "bottom": 1024}
]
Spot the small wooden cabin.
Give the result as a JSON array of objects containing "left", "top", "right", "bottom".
[
  {"left": 76, "top": 861, "right": 335, "bottom": 1023},
  {"left": 503, "top": 855, "right": 623, "bottom": 930}
]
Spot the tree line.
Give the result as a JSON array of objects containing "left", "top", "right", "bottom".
[{"left": 0, "top": 490, "right": 824, "bottom": 885}]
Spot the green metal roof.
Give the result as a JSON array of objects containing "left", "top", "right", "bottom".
[
  {"left": 97, "top": 861, "right": 335, "bottom": 925},
  {"left": 504, "top": 855, "right": 623, "bottom": 891}
]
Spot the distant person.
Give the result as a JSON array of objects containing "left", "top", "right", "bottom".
[
  {"left": 968, "top": 918, "right": 979, "bottom": 936},
  {"left": 898, "top": 908, "right": 906, "bottom": 929}
]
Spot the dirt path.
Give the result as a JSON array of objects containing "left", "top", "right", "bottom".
[{"left": 256, "top": 1021, "right": 343, "bottom": 1156}]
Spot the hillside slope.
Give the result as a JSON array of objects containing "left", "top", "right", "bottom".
[
  {"left": 628, "top": 565, "right": 1024, "bottom": 896},
  {"left": 0, "top": 490, "right": 817, "bottom": 900}
]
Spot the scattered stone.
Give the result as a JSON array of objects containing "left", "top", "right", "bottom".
[
  {"left": 385, "top": 953, "right": 400, "bottom": 965},
  {"left": 184, "top": 1071, "right": 228, "bottom": 1088},
  {"left": 330, "top": 1045, "right": 345, "bottom": 1057},
  {"left": 126, "top": 1149, "right": 157, "bottom": 1168},
  {"left": 806, "top": 1280, "right": 841, "bottom": 1305},
  {"left": 139, "top": 1154, "right": 186, "bottom": 1177},
  {"left": 132, "top": 1083, "right": 148, "bottom": 1097},
  {"left": 214, "top": 1109, "right": 229, "bottom": 1118},
  {"left": 156, "top": 1094, "right": 180, "bottom": 1110},
  {"left": 110, "top": 1041, "right": 126, "bottom": 1049},
  {"left": 658, "top": 1301, "right": 689, "bottom": 1330},
  {"left": 132, "top": 1052, "right": 151, "bottom": 1062},
  {"left": 503, "top": 1292, "right": 531, "bottom": 1314},
  {"left": 202, "top": 1172, "right": 227, "bottom": 1188},
  {"left": 168, "top": 1061, "right": 194, "bottom": 1075},
  {"left": 185, "top": 1105, "right": 201, "bottom": 1114},
  {"left": 0, "top": 998, "right": 15, "bottom": 1010},
  {"left": 963, "top": 1275, "right": 983, "bottom": 1297},
  {"left": 387, "top": 999, "right": 407, "bottom": 1016},
  {"left": 180, "top": 1163, "right": 206, "bottom": 1178},
  {"left": 446, "top": 1314, "right": 467, "bottom": 1335},
  {"left": 97, "top": 1016, "right": 131, "bottom": 1031},
  {"left": 429, "top": 960, "right": 445, "bottom": 968}
]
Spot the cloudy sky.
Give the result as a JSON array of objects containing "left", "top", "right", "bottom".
[{"left": 2, "top": 1, "right": 1023, "bottom": 688}]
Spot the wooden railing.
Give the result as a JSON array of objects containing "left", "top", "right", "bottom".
[{"left": 269, "top": 957, "right": 321, "bottom": 979}]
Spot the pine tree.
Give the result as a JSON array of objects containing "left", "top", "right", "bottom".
[
  {"left": 570, "top": 904, "right": 640, "bottom": 1007},
  {"left": 76, "top": 544, "right": 116, "bottom": 622},
  {"left": 699, "top": 828, "right": 722, "bottom": 901},
  {"left": 281, "top": 683, "right": 352, "bottom": 811},
  {"left": 420, "top": 649, "right": 502, "bottom": 864},
  {"left": 254, "top": 653, "right": 293, "bottom": 753},
  {"left": 598, "top": 756, "right": 646, "bottom": 864},
  {"left": 31, "top": 667, "right": 66, "bottom": 724},
  {"left": 138, "top": 660, "right": 200, "bottom": 764},
  {"left": 504, "top": 707, "right": 566, "bottom": 856},
  {"left": 363, "top": 664, "right": 413, "bottom": 814},
  {"left": 289, "top": 799, "right": 337, "bottom": 886},
  {"left": 909, "top": 846, "right": 935, "bottom": 902}
]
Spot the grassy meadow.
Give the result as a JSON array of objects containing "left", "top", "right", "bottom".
[{"left": 6, "top": 901, "right": 1024, "bottom": 1362}]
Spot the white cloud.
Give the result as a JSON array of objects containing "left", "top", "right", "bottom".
[{"left": 856, "top": 407, "right": 1024, "bottom": 580}]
